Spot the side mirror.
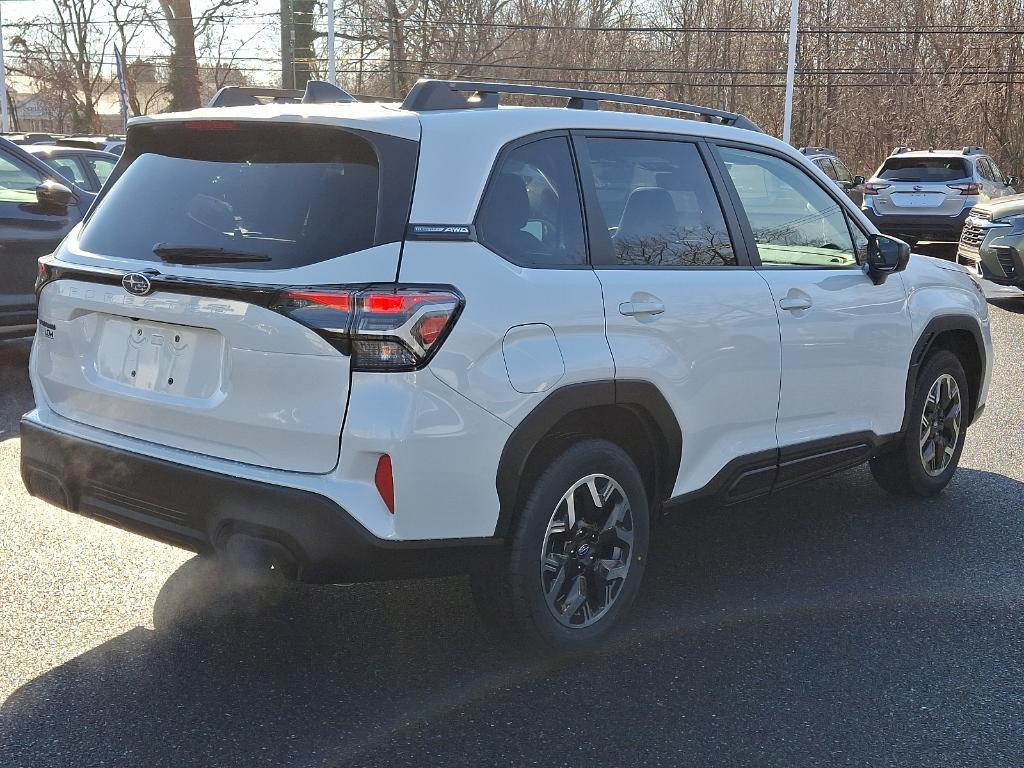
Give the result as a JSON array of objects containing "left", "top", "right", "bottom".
[
  {"left": 1006, "top": 175, "right": 1018, "bottom": 187},
  {"left": 853, "top": 175, "right": 866, "bottom": 186},
  {"left": 35, "top": 179, "right": 74, "bottom": 209},
  {"left": 866, "top": 234, "right": 911, "bottom": 285}
]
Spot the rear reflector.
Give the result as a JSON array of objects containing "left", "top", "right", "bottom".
[
  {"left": 375, "top": 454, "right": 395, "bottom": 514},
  {"left": 271, "top": 285, "right": 462, "bottom": 371}
]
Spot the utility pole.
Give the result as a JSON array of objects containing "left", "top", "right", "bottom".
[
  {"left": 326, "top": 0, "right": 336, "bottom": 86},
  {"left": 0, "top": 1, "right": 9, "bottom": 133},
  {"left": 280, "top": 0, "right": 294, "bottom": 89},
  {"left": 782, "top": 0, "right": 799, "bottom": 145}
]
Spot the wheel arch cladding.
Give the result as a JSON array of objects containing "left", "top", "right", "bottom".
[
  {"left": 493, "top": 380, "right": 682, "bottom": 537},
  {"left": 904, "top": 315, "right": 985, "bottom": 429}
]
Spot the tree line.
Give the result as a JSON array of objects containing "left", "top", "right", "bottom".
[{"left": 11, "top": 0, "right": 1024, "bottom": 175}]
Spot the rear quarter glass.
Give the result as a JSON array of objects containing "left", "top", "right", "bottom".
[{"left": 78, "top": 122, "right": 417, "bottom": 270}]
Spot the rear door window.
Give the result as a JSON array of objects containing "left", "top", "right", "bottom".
[
  {"left": 877, "top": 156, "right": 969, "bottom": 182},
  {"left": 583, "top": 137, "right": 737, "bottom": 267},
  {"left": 79, "top": 122, "right": 416, "bottom": 269}
]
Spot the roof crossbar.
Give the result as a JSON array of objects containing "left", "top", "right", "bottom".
[{"left": 401, "top": 79, "right": 762, "bottom": 132}]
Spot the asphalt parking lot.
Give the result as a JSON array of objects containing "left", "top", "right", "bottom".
[{"left": 1, "top": 274, "right": 1023, "bottom": 767}]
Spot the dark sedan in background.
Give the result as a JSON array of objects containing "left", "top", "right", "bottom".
[
  {"left": 23, "top": 145, "right": 118, "bottom": 193},
  {"left": 0, "top": 138, "right": 96, "bottom": 339}
]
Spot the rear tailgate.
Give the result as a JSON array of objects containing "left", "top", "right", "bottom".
[
  {"left": 34, "top": 272, "right": 361, "bottom": 472},
  {"left": 31, "top": 114, "right": 419, "bottom": 473}
]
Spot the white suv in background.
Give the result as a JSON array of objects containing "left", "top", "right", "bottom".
[
  {"left": 862, "top": 146, "right": 1017, "bottom": 245},
  {"left": 21, "top": 80, "right": 993, "bottom": 649}
]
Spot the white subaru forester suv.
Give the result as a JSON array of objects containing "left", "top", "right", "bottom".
[{"left": 21, "top": 80, "right": 993, "bottom": 649}]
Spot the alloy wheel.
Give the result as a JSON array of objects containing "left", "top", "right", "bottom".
[
  {"left": 919, "top": 373, "right": 962, "bottom": 477},
  {"left": 539, "top": 473, "right": 634, "bottom": 629}
]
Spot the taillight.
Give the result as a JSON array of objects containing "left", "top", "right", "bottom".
[
  {"left": 949, "top": 182, "right": 982, "bottom": 196},
  {"left": 864, "top": 182, "right": 890, "bottom": 196},
  {"left": 35, "top": 259, "right": 54, "bottom": 296},
  {"left": 271, "top": 285, "right": 463, "bottom": 371}
]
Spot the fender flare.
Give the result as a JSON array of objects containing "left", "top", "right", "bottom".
[
  {"left": 493, "top": 379, "right": 682, "bottom": 537},
  {"left": 901, "top": 314, "right": 986, "bottom": 432}
]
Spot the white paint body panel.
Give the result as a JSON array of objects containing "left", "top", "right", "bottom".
[
  {"left": 400, "top": 241, "right": 614, "bottom": 426},
  {"left": 33, "top": 278, "right": 351, "bottom": 473},
  {"left": 901, "top": 255, "right": 994, "bottom": 411},
  {"left": 757, "top": 268, "right": 913, "bottom": 445},
  {"left": 595, "top": 269, "right": 782, "bottom": 495}
]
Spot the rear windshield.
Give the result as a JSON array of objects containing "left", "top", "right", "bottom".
[
  {"left": 78, "top": 122, "right": 415, "bottom": 269},
  {"left": 877, "top": 156, "right": 969, "bottom": 183}
]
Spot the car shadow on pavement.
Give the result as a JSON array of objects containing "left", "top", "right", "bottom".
[
  {"left": 0, "top": 339, "right": 32, "bottom": 443},
  {"left": 2, "top": 466, "right": 1023, "bottom": 767},
  {"left": 989, "top": 298, "right": 1024, "bottom": 314}
]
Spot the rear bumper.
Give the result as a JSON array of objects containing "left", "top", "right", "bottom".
[
  {"left": 20, "top": 419, "right": 500, "bottom": 583},
  {"left": 863, "top": 208, "right": 971, "bottom": 241}
]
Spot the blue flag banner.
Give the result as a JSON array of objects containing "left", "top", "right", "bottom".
[{"left": 113, "top": 47, "right": 130, "bottom": 132}]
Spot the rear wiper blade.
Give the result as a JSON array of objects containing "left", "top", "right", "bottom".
[{"left": 152, "top": 244, "right": 272, "bottom": 264}]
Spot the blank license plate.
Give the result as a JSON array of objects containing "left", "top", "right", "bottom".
[{"left": 891, "top": 193, "right": 941, "bottom": 208}]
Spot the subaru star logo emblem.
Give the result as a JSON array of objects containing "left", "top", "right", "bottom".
[{"left": 122, "top": 272, "right": 152, "bottom": 297}]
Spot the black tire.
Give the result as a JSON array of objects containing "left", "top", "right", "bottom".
[
  {"left": 471, "top": 439, "right": 650, "bottom": 651},
  {"left": 870, "top": 349, "right": 969, "bottom": 497}
]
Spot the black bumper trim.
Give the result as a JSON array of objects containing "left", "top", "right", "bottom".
[{"left": 20, "top": 419, "right": 501, "bottom": 583}]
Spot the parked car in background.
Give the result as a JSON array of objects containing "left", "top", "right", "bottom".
[
  {"left": 0, "top": 137, "right": 95, "bottom": 339},
  {"left": 4, "top": 133, "right": 60, "bottom": 145},
  {"left": 23, "top": 145, "right": 119, "bottom": 193},
  {"left": 957, "top": 193, "right": 1024, "bottom": 294},
  {"left": 56, "top": 136, "right": 126, "bottom": 155},
  {"left": 800, "top": 146, "right": 865, "bottom": 204},
  {"left": 862, "top": 146, "right": 1017, "bottom": 246}
]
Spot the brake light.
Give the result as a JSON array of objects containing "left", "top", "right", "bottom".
[
  {"left": 374, "top": 454, "right": 395, "bottom": 514},
  {"left": 949, "top": 182, "right": 982, "bottom": 196},
  {"left": 271, "top": 285, "right": 463, "bottom": 371},
  {"left": 864, "top": 182, "right": 890, "bottom": 196},
  {"left": 183, "top": 120, "right": 239, "bottom": 131}
]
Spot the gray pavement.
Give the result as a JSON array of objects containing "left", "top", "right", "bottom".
[{"left": 1, "top": 282, "right": 1022, "bottom": 767}]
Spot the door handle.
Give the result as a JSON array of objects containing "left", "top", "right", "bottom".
[
  {"left": 779, "top": 296, "right": 813, "bottom": 311},
  {"left": 619, "top": 300, "right": 665, "bottom": 317}
]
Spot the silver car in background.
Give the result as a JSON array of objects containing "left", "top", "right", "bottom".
[{"left": 861, "top": 146, "right": 1017, "bottom": 245}]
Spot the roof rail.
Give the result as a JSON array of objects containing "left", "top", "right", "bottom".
[
  {"left": 962, "top": 145, "right": 985, "bottom": 155},
  {"left": 891, "top": 146, "right": 913, "bottom": 155},
  {"left": 799, "top": 146, "right": 834, "bottom": 156},
  {"left": 401, "top": 79, "right": 762, "bottom": 132},
  {"left": 207, "top": 81, "right": 356, "bottom": 108}
]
